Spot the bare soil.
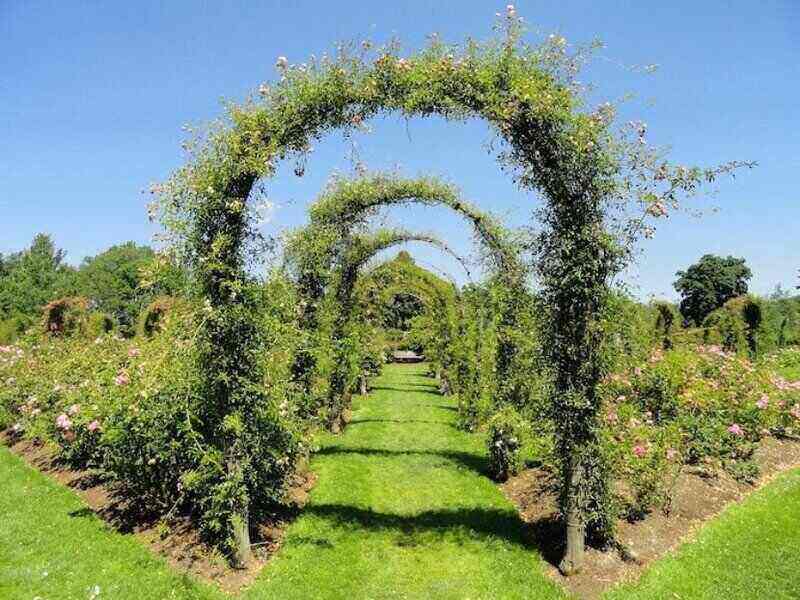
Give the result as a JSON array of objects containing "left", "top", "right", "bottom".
[
  {"left": 1, "top": 432, "right": 316, "bottom": 594},
  {"left": 501, "top": 437, "right": 800, "bottom": 600}
]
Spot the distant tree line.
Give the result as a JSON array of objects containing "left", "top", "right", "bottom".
[
  {"left": 671, "top": 253, "right": 800, "bottom": 353},
  {"left": 0, "top": 234, "right": 183, "bottom": 341}
]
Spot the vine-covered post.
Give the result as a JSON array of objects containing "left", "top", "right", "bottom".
[{"left": 191, "top": 174, "right": 260, "bottom": 567}]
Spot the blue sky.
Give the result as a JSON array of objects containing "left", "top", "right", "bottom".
[{"left": 1, "top": 1, "right": 797, "bottom": 299}]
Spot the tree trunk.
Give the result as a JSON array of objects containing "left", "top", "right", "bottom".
[
  {"left": 230, "top": 507, "right": 251, "bottom": 569},
  {"left": 359, "top": 375, "right": 368, "bottom": 396},
  {"left": 559, "top": 456, "right": 586, "bottom": 576}
]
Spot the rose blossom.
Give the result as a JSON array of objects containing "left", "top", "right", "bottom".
[
  {"left": 128, "top": 347, "right": 141, "bottom": 358},
  {"left": 55, "top": 414, "right": 72, "bottom": 431},
  {"left": 114, "top": 371, "right": 130, "bottom": 386},
  {"left": 87, "top": 420, "right": 101, "bottom": 432},
  {"left": 727, "top": 423, "right": 744, "bottom": 437},
  {"left": 756, "top": 395, "right": 769, "bottom": 410},
  {"left": 632, "top": 445, "right": 648, "bottom": 458}
]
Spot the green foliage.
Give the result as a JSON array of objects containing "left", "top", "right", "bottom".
[
  {"left": 487, "top": 406, "right": 529, "bottom": 482},
  {"left": 77, "top": 242, "right": 162, "bottom": 335},
  {"left": 0, "top": 294, "right": 304, "bottom": 556},
  {"left": 600, "top": 345, "right": 800, "bottom": 504},
  {"left": 674, "top": 254, "right": 752, "bottom": 326},
  {"left": 653, "top": 301, "right": 677, "bottom": 350},
  {"left": 702, "top": 295, "right": 763, "bottom": 357},
  {"left": 40, "top": 297, "right": 113, "bottom": 338},
  {"left": 0, "top": 234, "right": 77, "bottom": 323},
  {"left": 760, "top": 287, "right": 800, "bottom": 351}
]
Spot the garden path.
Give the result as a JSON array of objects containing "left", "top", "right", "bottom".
[{"left": 246, "top": 362, "right": 564, "bottom": 599}]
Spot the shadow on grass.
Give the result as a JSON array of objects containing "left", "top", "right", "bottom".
[
  {"left": 314, "top": 445, "right": 488, "bottom": 475},
  {"left": 295, "top": 502, "right": 565, "bottom": 563}
]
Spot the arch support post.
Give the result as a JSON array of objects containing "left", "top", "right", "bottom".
[{"left": 559, "top": 453, "right": 586, "bottom": 575}]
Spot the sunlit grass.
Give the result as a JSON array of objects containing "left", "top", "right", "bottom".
[{"left": 2, "top": 362, "right": 798, "bottom": 599}]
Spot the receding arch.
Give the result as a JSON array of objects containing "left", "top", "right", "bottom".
[
  {"left": 321, "top": 228, "right": 469, "bottom": 430},
  {"left": 160, "top": 33, "right": 615, "bottom": 570}
]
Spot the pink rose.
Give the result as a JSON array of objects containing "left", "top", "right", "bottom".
[
  {"left": 756, "top": 395, "right": 769, "bottom": 410},
  {"left": 87, "top": 420, "right": 101, "bottom": 432},
  {"left": 114, "top": 371, "right": 130, "bottom": 386},
  {"left": 128, "top": 348, "right": 141, "bottom": 358},
  {"left": 633, "top": 445, "right": 648, "bottom": 458},
  {"left": 55, "top": 413, "right": 72, "bottom": 431},
  {"left": 727, "top": 423, "right": 744, "bottom": 437}
]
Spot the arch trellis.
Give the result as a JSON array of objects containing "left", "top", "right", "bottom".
[
  {"left": 161, "top": 33, "right": 616, "bottom": 573},
  {"left": 285, "top": 174, "right": 525, "bottom": 408},
  {"left": 321, "top": 228, "right": 468, "bottom": 431},
  {"left": 357, "top": 254, "right": 461, "bottom": 387}
]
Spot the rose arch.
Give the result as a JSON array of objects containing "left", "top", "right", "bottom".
[{"left": 160, "top": 34, "right": 616, "bottom": 573}]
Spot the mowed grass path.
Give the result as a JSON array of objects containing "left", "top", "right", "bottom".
[
  {"left": 2, "top": 362, "right": 799, "bottom": 599},
  {"left": 249, "top": 362, "right": 564, "bottom": 599}
]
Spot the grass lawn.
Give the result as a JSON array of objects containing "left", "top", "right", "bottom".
[
  {"left": 246, "top": 362, "right": 565, "bottom": 599},
  {"left": 2, "top": 362, "right": 798, "bottom": 599},
  {"left": 607, "top": 467, "right": 800, "bottom": 599},
  {"left": 0, "top": 445, "right": 219, "bottom": 600}
]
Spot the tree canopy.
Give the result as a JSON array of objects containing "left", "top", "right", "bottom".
[{"left": 674, "top": 254, "right": 752, "bottom": 326}]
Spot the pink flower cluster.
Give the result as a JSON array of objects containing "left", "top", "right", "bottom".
[
  {"left": 727, "top": 423, "right": 744, "bottom": 437},
  {"left": 114, "top": 371, "right": 130, "bottom": 386},
  {"left": 632, "top": 444, "right": 648, "bottom": 458},
  {"left": 756, "top": 394, "right": 769, "bottom": 410},
  {"left": 55, "top": 413, "right": 72, "bottom": 431}
]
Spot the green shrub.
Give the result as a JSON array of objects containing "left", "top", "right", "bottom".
[
  {"left": 136, "top": 296, "right": 188, "bottom": 338},
  {"left": 0, "top": 297, "right": 305, "bottom": 553},
  {"left": 0, "top": 315, "right": 32, "bottom": 344},
  {"left": 487, "top": 406, "right": 529, "bottom": 482},
  {"left": 42, "top": 297, "right": 90, "bottom": 336},
  {"left": 703, "top": 295, "right": 763, "bottom": 357},
  {"left": 653, "top": 302, "right": 677, "bottom": 350},
  {"left": 600, "top": 344, "right": 800, "bottom": 510}
]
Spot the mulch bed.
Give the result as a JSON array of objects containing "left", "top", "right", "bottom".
[
  {"left": 1, "top": 431, "right": 316, "bottom": 594},
  {"left": 501, "top": 437, "right": 800, "bottom": 599}
]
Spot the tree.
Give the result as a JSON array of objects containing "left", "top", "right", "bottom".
[
  {"left": 77, "top": 242, "right": 156, "bottom": 334},
  {"left": 0, "top": 233, "right": 77, "bottom": 322},
  {"left": 674, "top": 254, "right": 752, "bottom": 326}
]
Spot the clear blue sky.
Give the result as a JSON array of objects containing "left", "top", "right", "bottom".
[{"left": 1, "top": 1, "right": 797, "bottom": 299}]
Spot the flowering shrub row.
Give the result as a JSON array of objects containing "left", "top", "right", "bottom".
[
  {"left": 597, "top": 345, "right": 800, "bottom": 517},
  {"left": 0, "top": 298, "right": 305, "bottom": 547}
]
